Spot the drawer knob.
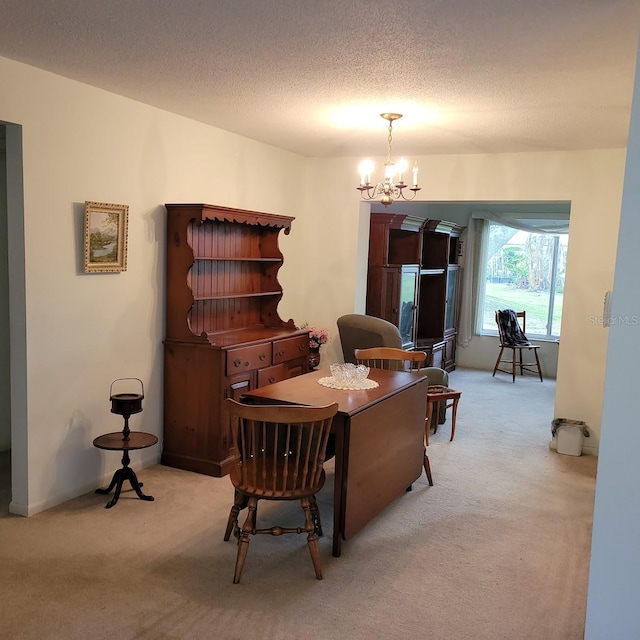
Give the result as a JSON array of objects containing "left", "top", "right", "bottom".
[
  {"left": 298, "top": 344, "right": 304, "bottom": 351},
  {"left": 277, "top": 350, "right": 284, "bottom": 357},
  {"left": 233, "top": 358, "right": 242, "bottom": 368},
  {"left": 259, "top": 353, "right": 267, "bottom": 361},
  {"left": 268, "top": 376, "right": 275, "bottom": 384}
]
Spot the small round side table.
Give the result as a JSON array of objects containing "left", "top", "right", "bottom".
[{"left": 93, "top": 431, "right": 158, "bottom": 509}]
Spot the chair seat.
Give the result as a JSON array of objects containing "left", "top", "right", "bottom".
[
  {"left": 499, "top": 340, "right": 538, "bottom": 348},
  {"left": 231, "top": 459, "right": 326, "bottom": 499}
]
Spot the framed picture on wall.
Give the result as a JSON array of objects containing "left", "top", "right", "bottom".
[{"left": 83, "top": 201, "right": 129, "bottom": 273}]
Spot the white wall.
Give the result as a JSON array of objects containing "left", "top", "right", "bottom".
[
  {"left": 421, "top": 150, "right": 625, "bottom": 453},
  {"left": 277, "top": 158, "right": 371, "bottom": 366},
  {"left": 0, "top": 55, "right": 627, "bottom": 514},
  {"left": 4, "top": 120, "right": 27, "bottom": 510},
  {"left": 585, "top": 41, "right": 640, "bottom": 639},
  {"left": 301, "top": 152, "right": 625, "bottom": 454},
  {"left": 0, "top": 125, "right": 10, "bottom": 451},
  {"left": 0, "top": 56, "right": 308, "bottom": 515}
]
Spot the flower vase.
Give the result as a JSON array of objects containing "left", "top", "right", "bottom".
[{"left": 308, "top": 346, "right": 321, "bottom": 370}]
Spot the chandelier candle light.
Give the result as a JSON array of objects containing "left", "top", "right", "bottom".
[{"left": 357, "top": 113, "right": 421, "bottom": 206}]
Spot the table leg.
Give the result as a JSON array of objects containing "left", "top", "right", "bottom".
[
  {"left": 449, "top": 397, "right": 460, "bottom": 441},
  {"left": 95, "top": 468, "right": 126, "bottom": 509},
  {"left": 332, "top": 417, "right": 347, "bottom": 558},
  {"left": 96, "top": 450, "right": 154, "bottom": 509},
  {"left": 95, "top": 469, "right": 120, "bottom": 496},
  {"left": 423, "top": 447, "right": 434, "bottom": 486},
  {"left": 432, "top": 401, "right": 440, "bottom": 435},
  {"left": 425, "top": 401, "right": 434, "bottom": 446}
]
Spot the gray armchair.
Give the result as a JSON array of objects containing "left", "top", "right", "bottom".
[
  {"left": 337, "top": 314, "right": 402, "bottom": 363},
  {"left": 336, "top": 314, "right": 449, "bottom": 423}
]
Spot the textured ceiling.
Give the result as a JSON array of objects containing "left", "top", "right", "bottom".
[{"left": 1, "top": 0, "right": 639, "bottom": 158}]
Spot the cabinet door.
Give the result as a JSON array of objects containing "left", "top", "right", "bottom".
[
  {"left": 444, "top": 266, "right": 459, "bottom": 335},
  {"left": 366, "top": 265, "right": 401, "bottom": 326},
  {"left": 444, "top": 334, "right": 457, "bottom": 372},
  {"left": 284, "top": 357, "right": 308, "bottom": 378},
  {"left": 227, "top": 371, "right": 255, "bottom": 401},
  {"left": 398, "top": 266, "right": 419, "bottom": 349},
  {"left": 381, "top": 267, "right": 401, "bottom": 325},
  {"left": 416, "top": 272, "right": 446, "bottom": 340},
  {"left": 430, "top": 342, "right": 446, "bottom": 369}
]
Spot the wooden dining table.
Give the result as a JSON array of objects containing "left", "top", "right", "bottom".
[{"left": 241, "top": 367, "right": 429, "bottom": 557}]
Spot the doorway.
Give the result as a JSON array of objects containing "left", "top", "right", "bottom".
[
  {"left": 0, "top": 124, "right": 10, "bottom": 511},
  {"left": 1, "top": 121, "right": 28, "bottom": 516},
  {"left": 369, "top": 199, "right": 570, "bottom": 377}
]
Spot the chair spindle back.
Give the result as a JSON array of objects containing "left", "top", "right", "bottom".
[{"left": 226, "top": 400, "right": 338, "bottom": 499}]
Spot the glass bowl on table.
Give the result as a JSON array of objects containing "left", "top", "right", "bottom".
[{"left": 329, "top": 363, "right": 370, "bottom": 389}]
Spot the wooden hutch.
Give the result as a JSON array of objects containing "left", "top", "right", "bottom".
[
  {"left": 366, "top": 212, "right": 463, "bottom": 371},
  {"left": 162, "top": 203, "right": 309, "bottom": 477}
]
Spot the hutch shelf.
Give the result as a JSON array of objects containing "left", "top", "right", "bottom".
[{"left": 163, "top": 203, "right": 309, "bottom": 477}]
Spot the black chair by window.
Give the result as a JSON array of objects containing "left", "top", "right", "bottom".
[{"left": 492, "top": 310, "right": 543, "bottom": 382}]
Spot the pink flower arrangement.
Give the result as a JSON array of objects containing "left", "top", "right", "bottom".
[{"left": 299, "top": 323, "right": 330, "bottom": 350}]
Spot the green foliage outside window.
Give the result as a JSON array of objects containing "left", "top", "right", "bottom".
[{"left": 482, "top": 222, "right": 567, "bottom": 337}]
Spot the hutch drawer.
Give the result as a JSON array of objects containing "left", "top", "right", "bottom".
[
  {"left": 257, "top": 363, "right": 288, "bottom": 387},
  {"left": 226, "top": 342, "right": 272, "bottom": 374},
  {"left": 272, "top": 335, "right": 309, "bottom": 364}
]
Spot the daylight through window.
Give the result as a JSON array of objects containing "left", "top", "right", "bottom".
[{"left": 480, "top": 222, "right": 568, "bottom": 338}]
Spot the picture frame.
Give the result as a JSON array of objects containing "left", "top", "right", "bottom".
[{"left": 83, "top": 201, "right": 129, "bottom": 273}]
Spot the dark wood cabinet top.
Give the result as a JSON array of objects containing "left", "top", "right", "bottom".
[
  {"left": 164, "top": 202, "right": 296, "bottom": 343},
  {"left": 165, "top": 203, "right": 294, "bottom": 230},
  {"left": 165, "top": 326, "right": 309, "bottom": 349}
]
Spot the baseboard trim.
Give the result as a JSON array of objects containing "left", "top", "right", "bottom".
[{"left": 9, "top": 450, "right": 161, "bottom": 517}]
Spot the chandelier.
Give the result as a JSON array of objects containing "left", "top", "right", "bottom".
[{"left": 357, "top": 113, "right": 421, "bottom": 206}]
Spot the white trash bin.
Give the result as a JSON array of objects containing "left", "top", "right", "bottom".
[{"left": 551, "top": 418, "right": 590, "bottom": 457}]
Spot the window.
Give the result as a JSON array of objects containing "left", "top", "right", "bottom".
[{"left": 480, "top": 222, "right": 568, "bottom": 338}]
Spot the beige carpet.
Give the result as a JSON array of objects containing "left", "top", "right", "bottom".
[{"left": 0, "top": 368, "right": 597, "bottom": 640}]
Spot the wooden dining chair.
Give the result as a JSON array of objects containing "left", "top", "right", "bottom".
[
  {"left": 354, "top": 346, "right": 426, "bottom": 371},
  {"left": 492, "top": 310, "right": 543, "bottom": 382},
  {"left": 354, "top": 346, "right": 433, "bottom": 486},
  {"left": 223, "top": 398, "right": 339, "bottom": 583}
]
